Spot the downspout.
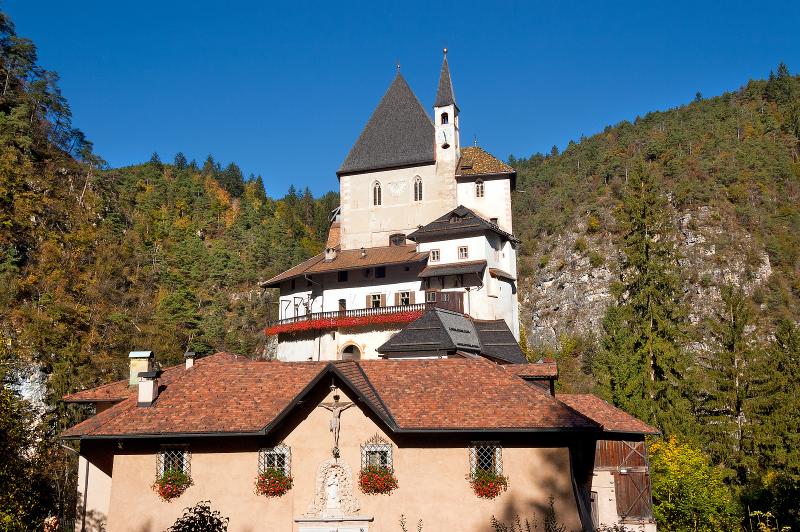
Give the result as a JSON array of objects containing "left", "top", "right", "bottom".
[
  {"left": 60, "top": 444, "right": 84, "bottom": 532},
  {"left": 304, "top": 274, "right": 324, "bottom": 361}
]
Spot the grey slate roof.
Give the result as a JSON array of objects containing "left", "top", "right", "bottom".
[
  {"left": 338, "top": 73, "right": 435, "bottom": 176},
  {"left": 377, "top": 308, "right": 526, "bottom": 364},
  {"left": 434, "top": 55, "right": 458, "bottom": 109},
  {"left": 408, "top": 205, "right": 520, "bottom": 244},
  {"left": 418, "top": 260, "right": 487, "bottom": 278}
]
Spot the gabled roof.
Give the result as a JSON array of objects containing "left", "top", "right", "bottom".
[
  {"left": 261, "top": 244, "right": 428, "bottom": 288},
  {"left": 338, "top": 73, "right": 435, "bottom": 176},
  {"left": 434, "top": 54, "right": 457, "bottom": 110},
  {"left": 62, "top": 353, "right": 599, "bottom": 439},
  {"left": 407, "top": 205, "right": 520, "bottom": 244},
  {"left": 377, "top": 308, "right": 527, "bottom": 364},
  {"left": 558, "top": 394, "right": 660, "bottom": 435}
]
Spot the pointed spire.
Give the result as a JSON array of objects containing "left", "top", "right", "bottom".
[{"left": 435, "top": 48, "right": 457, "bottom": 109}]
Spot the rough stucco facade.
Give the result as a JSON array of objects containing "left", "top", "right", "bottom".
[{"left": 81, "top": 388, "right": 586, "bottom": 532}]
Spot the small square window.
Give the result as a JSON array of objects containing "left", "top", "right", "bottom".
[
  {"left": 430, "top": 249, "right": 440, "bottom": 262},
  {"left": 375, "top": 266, "right": 386, "bottom": 278},
  {"left": 158, "top": 446, "right": 190, "bottom": 477},
  {"left": 370, "top": 294, "right": 382, "bottom": 308},
  {"left": 399, "top": 291, "right": 411, "bottom": 306},
  {"left": 338, "top": 271, "right": 348, "bottom": 283},
  {"left": 259, "top": 444, "right": 291, "bottom": 476},
  {"left": 425, "top": 291, "right": 437, "bottom": 303},
  {"left": 469, "top": 442, "right": 502, "bottom": 476},
  {"left": 458, "top": 246, "right": 469, "bottom": 259},
  {"left": 361, "top": 434, "right": 393, "bottom": 470}
]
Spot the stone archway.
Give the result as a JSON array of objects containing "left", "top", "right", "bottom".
[
  {"left": 304, "top": 458, "right": 360, "bottom": 518},
  {"left": 340, "top": 343, "right": 361, "bottom": 361}
]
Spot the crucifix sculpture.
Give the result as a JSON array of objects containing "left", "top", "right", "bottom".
[{"left": 319, "top": 387, "right": 354, "bottom": 457}]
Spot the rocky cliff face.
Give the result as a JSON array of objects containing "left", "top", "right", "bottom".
[{"left": 520, "top": 204, "right": 772, "bottom": 348}]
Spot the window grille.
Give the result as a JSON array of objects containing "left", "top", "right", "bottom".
[
  {"left": 469, "top": 442, "right": 502, "bottom": 476},
  {"left": 259, "top": 444, "right": 291, "bottom": 476},
  {"left": 157, "top": 446, "right": 190, "bottom": 477},
  {"left": 361, "top": 434, "right": 393, "bottom": 470}
]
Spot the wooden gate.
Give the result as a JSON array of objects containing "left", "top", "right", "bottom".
[{"left": 595, "top": 440, "right": 653, "bottom": 520}]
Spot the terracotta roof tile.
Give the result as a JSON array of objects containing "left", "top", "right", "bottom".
[
  {"left": 456, "top": 146, "right": 514, "bottom": 176},
  {"left": 261, "top": 244, "right": 428, "bottom": 288},
  {"left": 62, "top": 355, "right": 603, "bottom": 439},
  {"left": 505, "top": 362, "right": 558, "bottom": 379},
  {"left": 325, "top": 221, "right": 341, "bottom": 249},
  {"left": 558, "top": 394, "right": 660, "bottom": 435}
]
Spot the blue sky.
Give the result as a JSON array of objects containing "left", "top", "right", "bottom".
[{"left": 6, "top": 1, "right": 800, "bottom": 196}]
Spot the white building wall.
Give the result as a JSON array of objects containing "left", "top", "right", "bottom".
[
  {"left": 592, "top": 470, "right": 657, "bottom": 532},
  {"left": 75, "top": 454, "right": 112, "bottom": 531},
  {"left": 339, "top": 162, "right": 457, "bottom": 250},
  {"left": 456, "top": 176, "right": 513, "bottom": 233}
]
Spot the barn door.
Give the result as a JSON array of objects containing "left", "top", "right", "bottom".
[{"left": 612, "top": 441, "right": 652, "bottom": 519}]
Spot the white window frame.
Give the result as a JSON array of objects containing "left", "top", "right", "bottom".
[
  {"left": 259, "top": 444, "right": 291, "bottom": 476},
  {"left": 429, "top": 249, "right": 440, "bottom": 262},
  {"left": 398, "top": 291, "right": 411, "bottom": 306},
  {"left": 458, "top": 246, "right": 469, "bottom": 259},
  {"left": 361, "top": 434, "right": 393, "bottom": 470},
  {"left": 370, "top": 293, "right": 382, "bottom": 308},
  {"left": 469, "top": 441, "right": 502, "bottom": 476},
  {"left": 158, "top": 446, "right": 190, "bottom": 476}
]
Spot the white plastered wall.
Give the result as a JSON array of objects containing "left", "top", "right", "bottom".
[
  {"left": 592, "top": 470, "right": 657, "bottom": 532},
  {"left": 75, "top": 454, "right": 112, "bottom": 532},
  {"left": 456, "top": 175, "right": 513, "bottom": 233}
]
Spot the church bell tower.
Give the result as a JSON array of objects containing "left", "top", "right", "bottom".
[{"left": 434, "top": 49, "right": 460, "bottom": 166}]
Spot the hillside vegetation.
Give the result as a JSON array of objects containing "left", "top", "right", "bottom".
[{"left": 511, "top": 66, "right": 800, "bottom": 529}]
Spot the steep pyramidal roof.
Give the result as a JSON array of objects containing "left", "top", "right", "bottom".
[
  {"left": 338, "top": 73, "right": 435, "bottom": 176},
  {"left": 434, "top": 53, "right": 457, "bottom": 109}
]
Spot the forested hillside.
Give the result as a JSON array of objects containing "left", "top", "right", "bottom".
[
  {"left": 511, "top": 67, "right": 800, "bottom": 529},
  {"left": 0, "top": 12, "right": 333, "bottom": 528}
]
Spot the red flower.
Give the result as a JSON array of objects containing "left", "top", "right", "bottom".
[
  {"left": 255, "top": 468, "right": 293, "bottom": 497},
  {"left": 265, "top": 310, "right": 423, "bottom": 335},
  {"left": 152, "top": 469, "right": 192, "bottom": 502},
  {"left": 359, "top": 465, "right": 398, "bottom": 495},
  {"left": 467, "top": 469, "right": 508, "bottom": 499}
]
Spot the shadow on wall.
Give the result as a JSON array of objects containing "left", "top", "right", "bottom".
[
  {"left": 74, "top": 501, "right": 107, "bottom": 532},
  {"left": 494, "top": 447, "right": 582, "bottom": 531}
]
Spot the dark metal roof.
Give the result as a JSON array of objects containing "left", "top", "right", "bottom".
[
  {"left": 418, "top": 260, "right": 486, "bottom": 279},
  {"left": 408, "top": 205, "right": 520, "bottom": 244},
  {"left": 434, "top": 54, "right": 458, "bottom": 110},
  {"left": 338, "top": 73, "right": 435, "bottom": 176},
  {"left": 377, "top": 308, "right": 526, "bottom": 364}
]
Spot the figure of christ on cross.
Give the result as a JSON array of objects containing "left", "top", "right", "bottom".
[{"left": 319, "top": 393, "right": 354, "bottom": 454}]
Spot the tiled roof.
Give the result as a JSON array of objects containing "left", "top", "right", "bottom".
[
  {"left": 558, "top": 394, "right": 660, "bottom": 435},
  {"left": 62, "top": 354, "right": 601, "bottom": 439},
  {"left": 418, "top": 260, "right": 486, "bottom": 278},
  {"left": 505, "top": 362, "right": 558, "bottom": 379},
  {"left": 261, "top": 244, "right": 428, "bottom": 287},
  {"left": 338, "top": 73, "right": 435, "bottom": 176},
  {"left": 434, "top": 54, "right": 457, "bottom": 109},
  {"left": 359, "top": 359, "right": 594, "bottom": 430},
  {"left": 377, "top": 309, "right": 526, "bottom": 364},
  {"left": 456, "top": 146, "right": 515, "bottom": 177},
  {"left": 489, "top": 267, "right": 516, "bottom": 281},
  {"left": 408, "top": 205, "right": 520, "bottom": 244},
  {"left": 325, "top": 221, "right": 341, "bottom": 249}
]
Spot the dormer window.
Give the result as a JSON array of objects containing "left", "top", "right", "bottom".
[
  {"left": 373, "top": 181, "right": 382, "bottom": 206},
  {"left": 476, "top": 179, "right": 485, "bottom": 198},
  {"left": 441, "top": 112, "right": 449, "bottom": 125},
  {"left": 413, "top": 176, "right": 423, "bottom": 202}
]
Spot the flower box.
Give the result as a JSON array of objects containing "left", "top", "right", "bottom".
[
  {"left": 255, "top": 467, "right": 293, "bottom": 497},
  {"left": 153, "top": 469, "right": 193, "bottom": 501},
  {"left": 468, "top": 469, "right": 508, "bottom": 499},
  {"left": 358, "top": 465, "right": 398, "bottom": 495}
]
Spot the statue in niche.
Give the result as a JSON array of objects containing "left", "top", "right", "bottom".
[{"left": 324, "top": 470, "right": 341, "bottom": 515}]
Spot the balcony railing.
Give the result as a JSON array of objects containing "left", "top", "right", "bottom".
[{"left": 266, "top": 303, "right": 431, "bottom": 334}]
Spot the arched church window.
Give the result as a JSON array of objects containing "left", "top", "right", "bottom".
[
  {"left": 373, "top": 181, "right": 382, "bottom": 206},
  {"left": 441, "top": 112, "right": 449, "bottom": 125},
  {"left": 476, "top": 179, "right": 485, "bottom": 198},
  {"left": 413, "top": 176, "right": 423, "bottom": 202}
]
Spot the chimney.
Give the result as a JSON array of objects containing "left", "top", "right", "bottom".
[
  {"left": 324, "top": 247, "right": 337, "bottom": 262},
  {"left": 184, "top": 351, "right": 197, "bottom": 369},
  {"left": 137, "top": 370, "right": 162, "bottom": 407},
  {"left": 128, "top": 351, "right": 154, "bottom": 386},
  {"left": 360, "top": 247, "right": 366, "bottom": 258}
]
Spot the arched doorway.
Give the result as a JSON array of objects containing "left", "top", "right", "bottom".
[{"left": 340, "top": 344, "right": 361, "bottom": 361}]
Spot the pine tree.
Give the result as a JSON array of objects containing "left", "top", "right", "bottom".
[
  {"left": 595, "top": 160, "right": 691, "bottom": 434},
  {"left": 173, "top": 152, "right": 187, "bottom": 170},
  {"left": 696, "top": 285, "right": 758, "bottom": 481}
]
